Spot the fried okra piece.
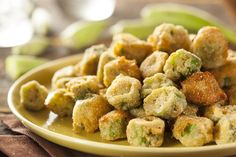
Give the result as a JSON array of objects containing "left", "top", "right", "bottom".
[
  {"left": 96, "top": 51, "right": 115, "bottom": 83},
  {"left": 111, "top": 33, "right": 152, "bottom": 65},
  {"left": 163, "top": 49, "right": 202, "bottom": 81},
  {"left": 103, "top": 56, "right": 141, "bottom": 87},
  {"left": 66, "top": 76, "right": 100, "bottom": 100},
  {"left": 210, "top": 58, "right": 236, "bottom": 89},
  {"left": 191, "top": 26, "right": 228, "bottom": 69},
  {"left": 226, "top": 86, "right": 236, "bottom": 105},
  {"left": 182, "top": 104, "right": 199, "bottom": 116},
  {"left": 215, "top": 114, "right": 236, "bottom": 144},
  {"left": 99, "top": 110, "right": 131, "bottom": 141},
  {"left": 204, "top": 103, "right": 236, "bottom": 122},
  {"left": 181, "top": 72, "right": 227, "bottom": 106},
  {"left": 72, "top": 94, "right": 112, "bottom": 133},
  {"left": 20, "top": 80, "right": 48, "bottom": 111},
  {"left": 99, "top": 88, "right": 107, "bottom": 98},
  {"left": 144, "top": 86, "right": 187, "bottom": 119},
  {"left": 45, "top": 89, "right": 75, "bottom": 117},
  {"left": 126, "top": 116, "right": 165, "bottom": 147},
  {"left": 147, "top": 23, "right": 191, "bottom": 54},
  {"left": 141, "top": 73, "right": 175, "bottom": 98},
  {"left": 129, "top": 107, "right": 146, "bottom": 118},
  {"left": 106, "top": 74, "right": 142, "bottom": 110},
  {"left": 173, "top": 116, "right": 213, "bottom": 147},
  {"left": 140, "top": 51, "right": 168, "bottom": 78},
  {"left": 51, "top": 66, "right": 77, "bottom": 89},
  {"left": 74, "top": 44, "right": 107, "bottom": 75},
  {"left": 53, "top": 77, "right": 76, "bottom": 89}
]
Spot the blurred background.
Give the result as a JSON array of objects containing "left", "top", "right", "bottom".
[{"left": 0, "top": 0, "right": 236, "bottom": 111}]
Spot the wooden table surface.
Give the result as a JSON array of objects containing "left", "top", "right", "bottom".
[{"left": 0, "top": 0, "right": 236, "bottom": 156}]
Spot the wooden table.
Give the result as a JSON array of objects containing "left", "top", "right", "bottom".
[{"left": 0, "top": 0, "right": 236, "bottom": 156}]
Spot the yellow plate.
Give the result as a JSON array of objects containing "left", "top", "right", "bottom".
[{"left": 7, "top": 54, "right": 236, "bottom": 157}]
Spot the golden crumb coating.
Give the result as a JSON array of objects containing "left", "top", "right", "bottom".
[
  {"left": 181, "top": 72, "right": 227, "bottom": 105},
  {"left": 147, "top": 23, "right": 191, "bottom": 54},
  {"left": 140, "top": 51, "right": 168, "bottom": 78},
  {"left": 173, "top": 116, "right": 213, "bottom": 147},
  {"left": 103, "top": 56, "right": 141, "bottom": 87},
  {"left": 72, "top": 94, "right": 112, "bottom": 133},
  {"left": 191, "top": 26, "right": 228, "bottom": 69}
]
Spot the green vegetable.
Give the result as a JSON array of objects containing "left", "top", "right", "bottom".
[
  {"left": 60, "top": 20, "right": 108, "bottom": 49},
  {"left": 5, "top": 55, "right": 48, "bottom": 80},
  {"left": 12, "top": 37, "right": 49, "bottom": 56},
  {"left": 141, "top": 3, "right": 236, "bottom": 44},
  {"left": 182, "top": 124, "right": 197, "bottom": 136}
]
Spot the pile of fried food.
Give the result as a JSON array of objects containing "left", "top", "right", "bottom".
[{"left": 19, "top": 23, "right": 236, "bottom": 147}]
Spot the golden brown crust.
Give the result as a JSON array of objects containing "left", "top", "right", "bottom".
[{"left": 181, "top": 71, "right": 227, "bottom": 105}]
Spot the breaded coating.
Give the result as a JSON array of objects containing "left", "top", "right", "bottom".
[
  {"left": 144, "top": 86, "right": 187, "bottom": 119},
  {"left": 66, "top": 76, "right": 100, "bottom": 100},
  {"left": 99, "top": 88, "right": 107, "bottom": 99},
  {"left": 129, "top": 107, "right": 146, "bottom": 118},
  {"left": 173, "top": 116, "right": 213, "bottom": 147},
  {"left": 226, "top": 85, "right": 236, "bottom": 105},
  {"left": 163, "top": 49, "right": 202, "bottom": 81},
  {"left": 140, "top": 51, "right": 168, "bottom": 78},
  {"left": 112, "top": 33, "right": 153, "bottom": 65},
  {"left": 182, "top": 104, "right": 199, "bottom": 116},
  {"left": 215, "top": 114, "right": 236, "bottom": 144},
  {"left": 210, "top": 58, "right": 236, "bottom": 89},
  {"left": 53, "top": 77, "right": 76, "bottom": 90},
  {"left": 181, "top": 72, "right": 227, "bottom": 106},
  {"left": 45, "top": 89, "right": 75, "bottom": 117},
  {"left": 20, "top": 80, "right": 48, "bottom": 111},
  {"left": 103, "top": 56, "right": 141, "bottom": 87},
  {"left": 96, "top": 51, "right": 115, "bottom": 83},
  {"left": 126, "top": 116, "right": 165, "bottom": 147},
  {"left": 99, "top": 110, "right": 131, "bottom": 141},
  {"left": 191, "top": 26, "right": 228, "bottom": 69},
  {"left": 147, "top": 23, "right": 191, "bottom": 54},
  {"left": 204, "top": 102, "right": 236, "bottom": 122},
  {"left": 141, "top": 73, "right": 175, "bottom": 98},
  {"left": 106, "top": 74, "right": 142, "bottom": 110},
  {"left": 51, "top": 66, "right": 77, "bottom": 89},
  {"left": 72, "top": 94, "right": 112, "bottom": 133},
  {"left": 75, "top": 44, "right": 107, "bottom": 75}
]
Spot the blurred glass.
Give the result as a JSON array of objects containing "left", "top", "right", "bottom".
[
  {"left": 57, "top": 0, "right": 116, "bottom": 21},
  {"left": 0, "top": 0, "right": 34, "bottom": 47}
]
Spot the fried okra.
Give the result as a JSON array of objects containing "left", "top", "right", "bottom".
[
  {"left": 51, "top": 66, "right": 77, "bottom": 89},
  {"left": 20, "top": 80, "right": 48, "bottom": 111},
  {"left": 204, "top": 103, "right": 236, "bottom": 122},
  {"left": 141, "top": 73, "right": 175, "bottom": 98},
  {"left": 96, "top": 51, "right": 115, "bottom": 83},
  {"left": 66, "top": 76, "right": 100, "bottom": 100},
  {"left": 173, "top": 116, "right": 213, "bottom": 147},
  {"left": 147, "top": 23, "right": 191, "bottom": 54},
  {"left": 103, "top": 56, "right": 141, "bottom": 87},
  {"left": 75, "top": 44, "right": 107, "bottom": 75},
  {"left": 191, "top": 26, "right": 228, "bottom": 69},
  {"left": 129, "top": 107, "right": 146, "bottom": 118},
  {"left": 106, "top": 74, "right": 142, "bottom": 110},
  {"left": 215, "top": 114, "right": 236, "bottom": 144},
  {"left": 181, "top": 72, "right": 227, "bottom": 106},
  {"left": 182, "top": 104, "right": 199, "bottom": 116},
  {"left": 144, "top": 86, "right": 187, "bottom": 119},
  {"left": 45, "top": 89, "right": 75, "bottom": 117},
  {"left": 99, "top": 110, "right": 131, "bottom": 141},
  {"left": 72, "top": 94, "right": 112, "bottom": 133},
  {"left": 126, "top": 116, "right": 165, "bottom": 147},
  {"left": 140, "top": 51, "right": 168, "bottom": 78},
  {"left": 112, "top": 33, "right": 152, "bottom": 65},
  {"left": 163, "top": 49, "right": 202, "bottom": 81},
  {"left": 210, "top": 58, "right": 236, "bottom": 89},
  {"left": 53, "top": 77, "right": 76, "bottom": 89}
]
